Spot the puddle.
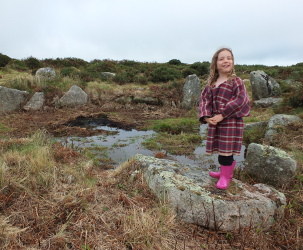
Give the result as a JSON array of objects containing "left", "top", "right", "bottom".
[{"left": 59, "top": 117, "right": 246, "bottom": 169}]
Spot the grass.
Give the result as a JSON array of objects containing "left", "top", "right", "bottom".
[
  {"left": 141, "top": 116, "right": 204, "bottom": 155},
  {"left": 1, "top": 115, "right": 303, "bottom": 249},
  {"left": 0, "top": 63, "right": 303, "bottom": 248},
  {"left": 143, "top": 132, "right": 203, "bottom": 155}
]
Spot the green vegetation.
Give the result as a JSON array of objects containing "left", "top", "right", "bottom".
[
  {"left": 142, "top": 117, "right": 203, "bottom": 155},
  {"left": 0, "top": 52, "right": 303, "bottom": 249}
]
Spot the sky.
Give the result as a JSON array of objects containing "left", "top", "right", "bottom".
[{"left": 1, "top": 0, "right": 303, "bottom": 66}]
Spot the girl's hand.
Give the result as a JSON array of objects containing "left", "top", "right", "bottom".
[
  {"left": 205, "top": 117, "right": 217, "bottom": 125},
  {"left": 210, "top": 114, "right": 224, "bottom": 124}
]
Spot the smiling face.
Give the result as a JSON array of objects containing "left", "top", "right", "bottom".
[{"left": 216, "top": 50, "right": 234, "bottom": 75}]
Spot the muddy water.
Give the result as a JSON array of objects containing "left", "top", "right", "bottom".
[{"left": 60, "top": 118, "right": 246, "bottom": 169}]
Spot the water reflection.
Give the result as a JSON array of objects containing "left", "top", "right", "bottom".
[{"left": 59, "top": 123, "right": 245, "bottom": 169}]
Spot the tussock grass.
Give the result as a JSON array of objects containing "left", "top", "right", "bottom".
[{"left": 1, "top": 129, "right": 303, "bottom": 249}]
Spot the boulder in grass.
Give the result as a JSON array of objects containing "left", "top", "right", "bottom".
[{"left": 132, "top": 154, "right": 286, "bottom": 231}]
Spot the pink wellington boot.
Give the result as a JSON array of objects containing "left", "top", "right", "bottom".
[
  {"left": 209, "top": 161, "right": 236, "bottom": 179},
  {"left": 216, "top": 163, "right": 236, "bottom": 190}
]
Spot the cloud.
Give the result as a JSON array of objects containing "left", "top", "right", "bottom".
[{"left": 1, "top": 0, "right": 303, "bottom": 66}]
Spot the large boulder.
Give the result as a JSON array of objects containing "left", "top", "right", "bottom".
[
  {"left": 58, "top": 85, "right": 88, "bottom": 107},
  {"left": 35, "top": 67, "right": 56, "bottom": 80},
  {"left": 244, "top": 143, "right": 297, "bottom": 187},
  {"left": 0, "top": 86, "right": 29, "bottom": 113},
  {"left": 181, "top": 74, "right": 201, "bottom": 109},
  {"left": 23, "top": 92, "right": 45, "bottom": 111},
  {"left": 250, "top": 70, "right": 280, "bottom": 100},
  {"left": 265, "top": 114, "right": 302, "bottom": 144},
  {"left": 133, "top": 154, "right": 286, "bottom": 231}
]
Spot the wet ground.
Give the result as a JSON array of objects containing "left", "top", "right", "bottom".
[
  {"left": 0, "top": 103, "right": 245, "bottom": 168},
  {"left": 58, "top": 114, "right": 246, "bottom": 169}
]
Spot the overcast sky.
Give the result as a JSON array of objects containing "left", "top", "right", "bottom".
[{"left": 1, "top": 0, "right": 303, "bottom": 66}]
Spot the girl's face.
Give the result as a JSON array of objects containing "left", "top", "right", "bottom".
[{"left": 216, "top": 50, "right": 233, "bottom": 75}]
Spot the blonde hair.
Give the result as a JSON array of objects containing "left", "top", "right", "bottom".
[{"left": 207, "top": 47, "right": 236, "bottom": 87}]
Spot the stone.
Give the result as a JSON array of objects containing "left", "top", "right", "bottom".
[
  {"left": 23, "top": 92, "right": 45, "bottom": 111},
  {"left": 101, "top": 72, "right": 116, "bottom": 78},
  {"left": 265, "top": 114, "right": 302, "bottom": 144},
  {"left": 132, "top": 154, "right": 286, "bottom": 231},
  {"left": 250, "top": 70, "right": 280, "bottom": 100},
  {"left": 253, "top": 97, "right": 283, "bottom": 108},
  {"left": 181, "top": 74, "right": 201, "bottom": 109},
  {"left": 58, "top": 85, "right": 88, "bottom": 107},
  {"left": 244, "top": 143, "right": 297, "bottom": 187},
  {"left": 0, "top": 86, "right": 29, "bottom": 113},
  {"left": 244, "top": 121, "right": 268, "bottom": 131},
  {"left": 35, "top": 67, "right": 56, "bottom": 80}
]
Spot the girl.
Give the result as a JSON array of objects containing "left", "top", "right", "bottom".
[{"left": 199, "top": 48, "right": 250, "bottom": 189}]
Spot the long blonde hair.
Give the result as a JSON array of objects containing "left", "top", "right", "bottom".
[{"left": 207, "top": 47, "right": 236, "bottom": 87}]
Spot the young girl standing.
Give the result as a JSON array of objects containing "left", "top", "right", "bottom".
[{"left": 199, "top": 48, "right": 250, "bottom": 189}]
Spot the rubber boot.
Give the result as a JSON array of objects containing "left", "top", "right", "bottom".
[
  {"left": 216, "top": 164, "right": 235, "bottom": 190},
  {"left": 209, "top": 161, "right": 236, "bottom": 179}
]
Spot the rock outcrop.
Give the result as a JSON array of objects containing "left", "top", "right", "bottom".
[{"left": 133, "top": 154, "right": 286, "bottom": 231}]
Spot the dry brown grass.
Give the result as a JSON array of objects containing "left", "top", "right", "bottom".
[{"left": 1, "top": 130, "right": 303, "bottom": 249}]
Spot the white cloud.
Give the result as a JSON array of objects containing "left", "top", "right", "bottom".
[{"left": 1, "top": 0, "right": 303, "bottom": 65}]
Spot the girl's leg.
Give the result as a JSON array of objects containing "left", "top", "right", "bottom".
[
  {"left": 209, "top": 155, "right": 235, "bottom": 179},
  {"left": 216, "top": 155, "right": 235, "bottom": 189}
]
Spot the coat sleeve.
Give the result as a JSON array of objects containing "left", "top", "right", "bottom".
[
  {"left": 198, "top": 85, "right": 213, "bottom": 123},
  {"left": 221, "top": 78, "right": 251, "bottom": 118}
]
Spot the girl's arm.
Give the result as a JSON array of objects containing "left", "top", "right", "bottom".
[
  {"left": 221, "top": 78, "right": 250, "bottom": 118},
  {"left": 198, "top": 86, "right": 213, "bottom": 123}
]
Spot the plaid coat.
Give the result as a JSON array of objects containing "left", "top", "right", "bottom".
[{"left": 198, "top": 77, "right": 250, "bottom": 156}]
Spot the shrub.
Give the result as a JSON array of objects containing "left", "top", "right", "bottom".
[
  {"left": 6, "top": 59, "right": 28, "bottom": 71},
  {"left": 134, "top": 74, "right": 148, "bottom": 85},
  {"left": 24, "top": 56, "right": 41, "bottom": 70},
  {"left": 41, "top": 57, "right": 88, "bottom": 68},
  {"left": 0, "top": 53, "right": 11, "bottom": 67},
  {"left": 151, "top": 66, "right": 181, "bottom": 82},
  {"left": 190, "top": 62, "right": 209, "bottom": 76},
  {"left": 60, "top": 67, "right": 77, "bottom": 77},
  {"left": 182, "top": 67, "right": 198, "bottom": 78},
  {"left": 168, "top": 59, "right": 182, "bottom": 65},
  {"left": 118, "top": 60, "right": 140, "bottom": 67},
  {"left": 61, "top": 57, "right": 88, "bottom": 67},
  {"left": 243, "top": 123, "right": 267, "bottom": 146},
  {"left": 86, "top": 60, "right": 117, "bottom": 79},
  {"left": 285, "top": 83, "right": 303, "bottom": 108},
  {"left": 113, "top": 71, "right": 133, "bottom": 84}
]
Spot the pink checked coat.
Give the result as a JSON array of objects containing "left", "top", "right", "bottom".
[{"left": 198, "top": 77, "right": 250, "bottom": 156}]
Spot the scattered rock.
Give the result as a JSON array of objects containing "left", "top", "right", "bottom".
[
  {"left": 101, "top": 72, "right": 116, "bottom": 78},
  {"left": 244, "top": 121, "right": 268, "bottom": 131},
  {"left": 35, "top": 67, "right": 56, "bottom": 80},
  {"left": 181, "top": 74, "right": 201, "bottom": 109},
  {"left": 0, "top": 86, "right": 29, "bottom": 113},
  {"left": 58, "top": 85, "right": 88, "bottom": 107},
  {"left": 244, "top": 143, "right": 297, "bottom": 187},
  {"left": 250, "top": 70, "right": 280, "bottom": 100},
  {"left": 264, "top": 114, "right": 302, "bottom": 144},
  {"left": 23, "top": 92, "right": 45, "bottom": 111},
  {"left": 254, "top": 97, "right": 283, "bottom": 108}
]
